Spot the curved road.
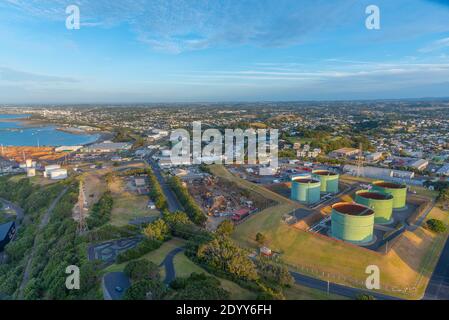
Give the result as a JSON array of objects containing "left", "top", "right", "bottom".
[{"left": 160, "top": 247, "right": 184, "bottom": 285}]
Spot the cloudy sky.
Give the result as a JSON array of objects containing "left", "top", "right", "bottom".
[{"left": 1, "top": 0, "right": 449, "bottom": 103}]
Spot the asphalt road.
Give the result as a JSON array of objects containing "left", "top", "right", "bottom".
[
  {"left": 290, "top": 271, "right": 401, "bottom": 300},
  {"left": 424, "top": 236, "right": 449, "bottom": 300},
  {"left": 147, "top": 158, "right": 183, "bottom": 212},
  {"left": 103, "top": 272, "right": 131, "bottom": 300},
  {"left": 160, "top": 247, "right": 184, "bottom": 285}
]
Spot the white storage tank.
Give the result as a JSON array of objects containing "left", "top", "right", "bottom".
[
  {"left": 27, "top": 168, "right": 36, "bottom": 177},
  {"left": 50, "top": 169, "right": 68, "bottom": 180},
  {"left": 44, "top": 165, "right": 61, "bottom": 177}
]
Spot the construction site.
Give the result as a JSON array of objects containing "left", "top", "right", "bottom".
[{"left": 185, "top": 174, "right": 275, "bottom": 230}]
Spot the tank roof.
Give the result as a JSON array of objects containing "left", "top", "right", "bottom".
[
  {"left": 293, "top": 178, "right": 320, "bottom": 184},
  {"left": 357, "top": 191, "right": 393, "bottom": 200},
  {"left": 332, "top": 203, "right": 374, "bottom": 216},
  {"left": 313, "top": 170, "right": 338, "bottom": 176},
  {"left": 374, "top": 181, "right": 406, "bottom": 189}
]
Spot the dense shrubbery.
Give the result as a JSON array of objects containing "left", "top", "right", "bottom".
[
  {"left": 84, "top": 224, "right": 139, "bottom": 242},
  {"left": 116, "top": 238, "right": 162, "bottom": 263},
  {"left": 124, "top": 259, "right": 160, "bottom": 282},
  {"left": 87, "top": 192, "right": 113, "bottom": 229},
  {"left": 123, "top": 279, "right": 167, "bottom": 300},
  {"left": 426, "top": 219, "right": 447, "bottom": 234},
  {"left": 170, "top": 273, "right": 230, "bottom": 300},
  {"left": 197, "top": 237, "right": 259, "bottom": 282},
  {"left": 143, "top": 219, "right": 171, "bottom": 242},
  {"left": 168, "top": 176, "right": 207, "bottom": 226}
]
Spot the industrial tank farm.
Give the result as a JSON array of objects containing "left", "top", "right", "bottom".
[
  {"left": 291, "top": 177, "right": 321, "bottom": 205},
  {"left": 312, "top": 170, "right": 339, "bottom": 193},
  {"left": 355, "top": 190, "right": 394, "bottom": 225},
  {"left": 331, "top": 203, "right": 375, "bottom": 244},
  {"left": 372, "top": 181, "right": 407, "bottom": 209}
]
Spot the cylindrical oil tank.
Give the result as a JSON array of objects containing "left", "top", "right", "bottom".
[
  {"left": 331, "top": 202, "right": 375, "bottom": 244},
  {"left": 372, "top": 181, "right": 407, "bottom": 209},
  {"left": 355, "top": 190, "right": 394, "bottom": 224},
  {"left": 291, "top": 178, "right": 321, "bottom": 205},
  {"left": 312, "top": 170, "right": 339, "bottom": 193}
]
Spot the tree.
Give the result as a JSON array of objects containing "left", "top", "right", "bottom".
[
  {"left": 143, "top": 219, "right": 171, "bottom": 241},
  {"left": 123, "top": 280, "right": 167, "bottom": 300},
  {"left": 124, "top": 259, "right": 160, "bottom": 282},
  {"left": 171, "top": 273, "right": 230, "bottom": 300},
  {"left": 425, "top": 219, "right": 447, "bottom": 234},
  {"left": 216, "top": 220, "right": 234, "bottom": 237},
  {"left": 197, "top": 237, "right": 259, "bottom": 281},
  {"left": 256, "top": 232, "right": 267, "bottom": 246}
]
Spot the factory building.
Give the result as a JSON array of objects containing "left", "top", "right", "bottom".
[
  {"left": 329, "top": 148, "right": 360, "bottom": 159},
  {"left": 290, "top": 177, "right": 321, "bottom": 205},
  {"left": 372, "top": 181, "right": 407, "bottom": 209},
  {"left": 331, "top": 203, "right": 375, "bottom": 245},
  {"left": 355, "top": 190, "right": 394, "bottom": 225},
  {"left": 44, "top": 165, "right": 61, "bottom": 178},
  {"left": 312, "top": 170, "right": 339, "bottom": 194}
]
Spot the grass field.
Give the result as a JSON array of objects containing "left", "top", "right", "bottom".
[
  {"left": 211, "top": 166, "right": 448, "bottom": 299},
  {"left": 9, "top": 173, "right": 58, "bottom": 186},
  {"left": 108, "top": 175, "right": 160, "bottom": 227}
]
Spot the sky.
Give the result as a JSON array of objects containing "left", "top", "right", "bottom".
[{"left": 1, "top": 0, "right": 449, "bottom": 103}]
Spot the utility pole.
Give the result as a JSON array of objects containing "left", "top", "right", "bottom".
[{"left": 356, "top": 142, "right": 364, "bottom": 177}]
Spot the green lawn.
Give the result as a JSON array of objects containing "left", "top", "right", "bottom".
[{"left": 110, "top": 194, "right": 160, "bottom": 227}]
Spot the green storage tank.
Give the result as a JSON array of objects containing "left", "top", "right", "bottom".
[
  {"left": 372, "top": 181, "right": 407, "bottom": 209},
  {"left": 312, "top": 170, "right": 339, "bottom": 193},
  {"left": 291, "top": 178, "right": 321, "bottom": 205},
  {"left": 331, "top": 203, "right": 375, "bottom": 244},
  {"left": 355, "top": 190, "right": 394, "bottom": 225}
]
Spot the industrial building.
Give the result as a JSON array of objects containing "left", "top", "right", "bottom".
[
  {"left": 290, "top": 177, "right": 321, "bottom": 205},
  {"left": 0, "top": 221, "right": 16, "bottom": 252},
  {"left": 329, "top": 148, "right": 360, "bottom": 159},
  {"left": 355, "top": 190, "right": 394, "bottom": 225},
  {"left": 84, "top": 142, "right": 131, "bottom": 153},
  {"left": 27, "top": 167, "right": 36, "bottom": 177},
  {"left": 331, "top": 203, "right": 375, "bottom": 245},
  {"left": 312, "top": 170, "right": 339, "bottom": 193},
  {"left": 372, "top": 181, "right": 407, "bottom": 209}
]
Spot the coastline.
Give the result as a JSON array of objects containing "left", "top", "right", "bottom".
[{"left": 0, "top": 114, "right": 113, "bottom": 147}]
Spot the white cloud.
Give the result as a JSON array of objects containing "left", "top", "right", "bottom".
[{"left": 420, "top": 37, "right": 449, "bottom": 52}]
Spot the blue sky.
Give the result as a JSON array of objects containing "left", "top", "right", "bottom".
[{"left": 1, "top": 0, "right": 449, "bottom": 103}]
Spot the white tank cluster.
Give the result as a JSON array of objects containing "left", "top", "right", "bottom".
[
  {"left": 44, "top": 165, "right": 68, "bottom": 180},
  {"left": 20, "top": 158, "right": 37, "bottom": 177}
]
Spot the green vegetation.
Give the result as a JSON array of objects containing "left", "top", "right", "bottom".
[
  {"left": 143, "top": 218, "right": 171, "bottom": 242},
  {"left": 216, "top": 220, "right": 234, "bottom": 237},
  {"left": 425, "top": 219, "right": 447, "bottom": 234},
  {"left": 256, "top": 232, "right": 267, "bottom": 245},
  {"left": 124, "top": 279, "right": 167, "bottom": 300},
  {"left": 87, "top": 192, "right": 113, "bottom": 229},
  {"left": 170, "top": 273, "right": 230, "bottom": 300},
  {"left": 168, "top": 176, "right": 207, "bottom": 225},
  {"left": 124, "top": 259, "right": 160, "bottom": 282},
  {"left": 117, "top": 238, "right": 163, "bottom": 263}
]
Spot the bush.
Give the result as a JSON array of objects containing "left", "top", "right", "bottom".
[
  {"left": 124, "top": 259, "right": 160, "bottom": 282},
  {"left": 426, "top": 219, "right": 447, "bottom": 234},
  {"left": 123, "top": 279, "right": 167, "bottom": 300},
  {"left": 117, "top": 238, "right": 162, "bottom": 263},
  {"left": 143, "top": 219, "right": 171, "bottom": 241}
]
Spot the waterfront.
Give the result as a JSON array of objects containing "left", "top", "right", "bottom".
[{"left": 0, "top": 114, "right": 100, "bottom": 147}]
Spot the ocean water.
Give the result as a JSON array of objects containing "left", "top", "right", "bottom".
[{"left": 0, "top": 114, "right": 100, "bottom": 147}]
